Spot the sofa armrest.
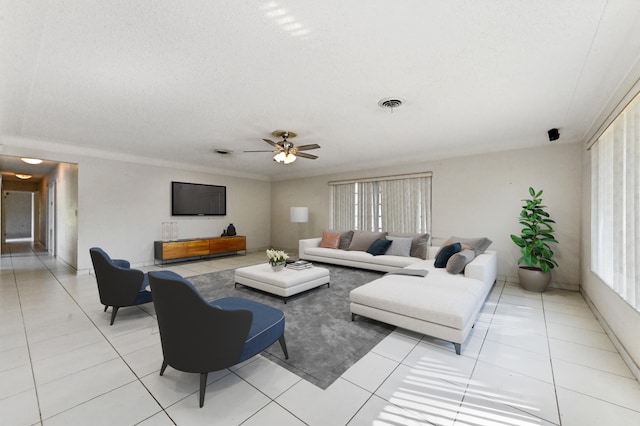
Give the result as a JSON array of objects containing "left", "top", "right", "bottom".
[
  {"left": 464, "top": 251, "right": 498, "bottom": 285},
  {"left": 299, "top": 238, "right": 322, "bottom": 258}
]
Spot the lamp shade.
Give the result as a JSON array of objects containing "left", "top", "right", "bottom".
[{"left": 290, "top": 207, "right": 308, "bottom": 223}]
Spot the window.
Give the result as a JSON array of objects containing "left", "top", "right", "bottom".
[
  {"left": 329, "top": 173, "right": 431, "bottom": 234},
  {"left": 591, "top": 92, "right": 640, "bottom": 311}
]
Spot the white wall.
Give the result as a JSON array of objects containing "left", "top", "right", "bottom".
[
  {"left": 272, "top": 142, "right": 583, "bottom": 289},
  {"left": 76, "top": 157, "right": 271, "bottom": 272}
]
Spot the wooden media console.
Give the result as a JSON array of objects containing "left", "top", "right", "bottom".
[{"left": 154, "top": 235, "right": 246, "bottom": 264}]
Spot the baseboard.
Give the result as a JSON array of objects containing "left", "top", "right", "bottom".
[
  {"left": 505, "top": 275, "right": 580, "bottom": 292},
  {"left": 581, "top": 290, "right": 640, "bottom": 381}
]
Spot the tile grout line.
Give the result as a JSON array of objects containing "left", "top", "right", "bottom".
[
  {"left": 12, "top": 246, "right": 51, "bottom": 426},
  {"left": 34, "top": 253, "right": 177, "bottom": 424}
]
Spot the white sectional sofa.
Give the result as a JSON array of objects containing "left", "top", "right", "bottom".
[
  {"left": 299, "top": 237, "right": 498, "bottom": 354},
  {"left": 299, "top": 237, "right": 422, "bottom": 272}
]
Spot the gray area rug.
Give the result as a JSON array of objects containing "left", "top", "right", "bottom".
[{"left": 189, "top": 263, "right": 393, "bottom": 389}]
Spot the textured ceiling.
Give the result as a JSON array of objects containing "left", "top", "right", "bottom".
[{"left": 2, "top": 0, "right": 640, "bottom": 180}]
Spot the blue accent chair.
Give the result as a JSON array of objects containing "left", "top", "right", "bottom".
[
  {"left": 89, "top": 247, "right": 152, "bottom": 325},
  {"left": 148, "top": 270, "right": 289, "bottom": 407}
]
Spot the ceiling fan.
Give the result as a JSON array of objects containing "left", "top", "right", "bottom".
[{"left": 244, "top": 130, "right": 320, "bottom": 164}]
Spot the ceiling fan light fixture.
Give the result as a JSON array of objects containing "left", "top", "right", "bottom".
[
  {"left": 15, "top": 173, "right": 32, "bottom": 180},
  {"left": 283, "top": 153, "right": 296, "bottom": 164},
  {"left": 274, "top": 151, "right": 296, "bottom": 164}
]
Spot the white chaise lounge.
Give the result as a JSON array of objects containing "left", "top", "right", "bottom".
[{"left": 350, "top": 247, "right": 498, "bottom": 354}]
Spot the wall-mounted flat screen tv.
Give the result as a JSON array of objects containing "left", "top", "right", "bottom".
[{"left": 171, "top": 181, "right": 226, "bottom": 216}]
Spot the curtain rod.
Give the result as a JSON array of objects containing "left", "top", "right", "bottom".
[
  {"left": 586, "top": 80, "right": 640, "bottom": 151},
  {"left": 328, "top": 171, "right": 432, "bottom": 185}
]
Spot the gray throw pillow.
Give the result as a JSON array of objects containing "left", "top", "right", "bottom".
[
  {"left": 339, "top": 230, "right": 354, "bottom": 250},
  {"left": 446, "top": 249, "right": 476, "bottom": 274},
  {"left": 348, "top": 230, "right": 387, "bottom": 251},
  {"left": 385, "top": 236, "right": 413, "bottom": 257},
  {"left": 387, "top": 232, "right": 430, "bottom": 259},
  {"left": 442, "top": 236, "right": 492, "bottom": 254}
]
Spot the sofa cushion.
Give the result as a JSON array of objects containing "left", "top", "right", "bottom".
[
  {"left": 446, "top": 249, "right": 476, "bottom": 274},
  {"left": 320, "top": 231, "right": 342, "bottom": 249},
  {"left": 339, "top": 230, "right": 354, "bottom": 250},
  {"left": 442, "top": 236, "right": 492, "bottom": 254},
  {"left": 366, "top": 239, "right": 392, "bottom": 255},
  {"left": 350, "top": 269, "right": 487, "bottom": 330},
  {"left": 328, "top": 229, "right": 355, "bottom": 250},
  {"left": 434, "top": 242, "right": 461, "bottom": 268},
  {"left": 385, "top": 236, "right": 413, "bottom": 257},
  {"left": 348, "top": 231, "right": 387, "bottom": 251},
  {"left": 304, "top": 246, "right": 420, "bottom": 268},
  {"left": 387, "top": 232, "right": 430, "bottom": 259}
]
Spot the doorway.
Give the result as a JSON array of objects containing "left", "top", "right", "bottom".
[{"left": 4, "top": 191, "right": 34, "bottom": 242}]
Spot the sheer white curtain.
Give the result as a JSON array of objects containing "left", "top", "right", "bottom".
[
  {"left": 330, "top": 183, "right": 355, "bottom": 230},
  {"left": 591, "top": 92, "right": 640, "bottom": 310},
  {"left": 330, "top": 174, "right": 431, "bottom": 234},
  {"left": 379, "top": 177, "right": 431, "bottom": 232}
]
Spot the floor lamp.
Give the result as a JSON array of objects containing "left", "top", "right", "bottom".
[{"left": 290, "top": 207, "right": 308, "bottom": 254}]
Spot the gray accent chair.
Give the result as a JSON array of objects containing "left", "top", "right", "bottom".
[
  {"left": 89, "top": 247, "right": 152, "bottom": 325},
  {"left": 148, "top": 270, "right": 289, "bottom": 407}
]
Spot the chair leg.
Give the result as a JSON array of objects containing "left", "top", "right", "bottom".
[
  {"left": 160, "top": 360, "right": 168, "bottom": 376},
  {"left": 104, "top": 305, "right": 108, "bottom": 312},
  {"left": 278, "top": 335, "right": 289, "bottom": 359},
  {"left": 199, "top": 372, "right": 208, "bottom": 408},
  {"left": 110, "top": 306, "right": 120, "bottom": 325}
]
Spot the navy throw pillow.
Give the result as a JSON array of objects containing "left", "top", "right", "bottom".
[
  {"left": 366, "top": 239, "right": 393, "bottom": 256},
  {"left": 434, "top": 242, "right": 461, "bottom": 268}
]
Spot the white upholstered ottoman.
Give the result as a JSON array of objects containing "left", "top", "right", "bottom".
[{"left": 234, "top": 263, "right": 330, "bottom": 302}]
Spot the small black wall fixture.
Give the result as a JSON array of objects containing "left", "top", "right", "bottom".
[{"left": 548, "top": 128, "right": 560, "bottom": 141}]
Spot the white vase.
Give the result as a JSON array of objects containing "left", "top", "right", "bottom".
[{"left": 271, "top": 262, "right": 285, "bottom": 272}]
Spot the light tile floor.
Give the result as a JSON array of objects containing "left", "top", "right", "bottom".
[{"left": 2, "top": 242, "right": 640, "bottom": 425}]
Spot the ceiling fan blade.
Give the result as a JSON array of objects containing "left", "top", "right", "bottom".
[
  {"left": 243, "top": 150, "right": 275, "bottom": 152},
  {"left": 296, "top": 152, "right": 318, "bottom": 160},
  {"left": 295, "top": 144, "right": 321, "bottom": 151},
  {"left": 262, "top": 139, "right": 281, "bottom": 148}
]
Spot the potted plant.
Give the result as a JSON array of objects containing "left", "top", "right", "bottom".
[
  {"left": 266, "top": 248, "right": 289, "bottom": 272},
  {"left": 510, "top": 187, "right": 559, "bottom": 292}
]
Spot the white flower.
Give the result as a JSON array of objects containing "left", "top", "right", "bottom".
[{"left": 266, "top": 249, "right": 289, "bottom": 265}]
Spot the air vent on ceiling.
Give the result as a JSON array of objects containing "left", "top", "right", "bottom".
[{"left": 378, "top": 97, "right": 404, "bottom": 110}]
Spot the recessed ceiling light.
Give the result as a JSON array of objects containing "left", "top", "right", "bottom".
[
  {"left": 15, "top": 173, "right": 32, "bottom": 179},
  {"left": 21, "top": 158, "right": 43, "bottom": 165}
]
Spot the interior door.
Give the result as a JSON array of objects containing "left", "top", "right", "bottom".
[{"left": 47, "top": 181, "right": 56, "bottom": 256}]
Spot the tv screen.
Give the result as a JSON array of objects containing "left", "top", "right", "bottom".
[{"left": 171, "top": 181, "right": 226, "bottom": 216}]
